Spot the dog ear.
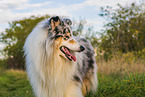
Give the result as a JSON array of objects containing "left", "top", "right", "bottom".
[
  {"left": 63, "top": 18, "right": 72, "bottom": 25},
  {"left": 49, "top": 16, "right": 60, "bottom": 30}
]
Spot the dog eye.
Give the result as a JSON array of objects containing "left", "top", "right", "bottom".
[
  {"left": 64, "top": 36, "right": 69, "bottom": 40},
  {"left": 66, "top": 36, "right": 69, "bottom": 38}
]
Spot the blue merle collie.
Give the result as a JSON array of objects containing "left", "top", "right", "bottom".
[{"left": 24, "top": 16, "right": 97, "bottom": 97}]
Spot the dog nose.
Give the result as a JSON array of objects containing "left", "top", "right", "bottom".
[{"left": 80, "top": 45, "right": 85, "bottom": 51}]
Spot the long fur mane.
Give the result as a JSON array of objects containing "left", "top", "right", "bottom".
[{"left": 24, "top": 20, "right": 78, "bottom": 97}]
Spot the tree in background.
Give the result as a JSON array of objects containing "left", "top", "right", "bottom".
[
  {"left": 0, "top": 15, "right": 50, "bottom": 69},
  {"left": 99, "top": 3, "right": 145, "bottom": 59}
]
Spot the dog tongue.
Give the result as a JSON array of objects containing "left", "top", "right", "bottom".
[
  {"left": 65, "top": 48, "right": 76, "bottom": 61},
  {"left": 71, "top": 55, "right": 76, "bottom": 61}
]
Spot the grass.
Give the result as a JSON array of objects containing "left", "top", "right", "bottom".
[
  {"left": 92, "top": 73, "right": 145, "bottom": 97},
  {"left": 0, "top": 70, "right": 144, "bottom": 97},
  {"left": 97, "top": 54, "right": 145, "bottom": 75},
  {"left": 0, "top": 69, "right": 34, "bottom": 97}
]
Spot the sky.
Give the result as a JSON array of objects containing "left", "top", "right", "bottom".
[
  {"left": 0, "top": 0, "right": 143, "bottom": 58},
  {"left": 0, "top": 0, "right": 142, "bottom": 31}
]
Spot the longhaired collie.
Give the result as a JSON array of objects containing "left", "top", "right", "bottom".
[{"left": 24, "top": 16, "right": 97, "bottom": 97}]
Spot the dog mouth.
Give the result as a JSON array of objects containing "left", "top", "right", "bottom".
[{"left": 60, "top": 46, "right": 76, "bottom": 61}]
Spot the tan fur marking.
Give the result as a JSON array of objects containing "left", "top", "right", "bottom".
[
  {"left": 82, "top": 68, "right": 95, "bottom": 96},
  {"left": 51, "top": 19, "right": 55, "bottom": 30},
  {"left": 82, "top": 78, "right": 91, "bottom": 96},
  {"left": 54, "top": 20, "right": 60, "bottom": 26},
  {"left": 55, "top": 37, "right": 62, "bottom": 47},
  {"left": 51, "top": 19, "right": 60, "bottom": 30},
  {"left": 66, "top": 32, "right": 71, "bottom": 36},
  {"left": 69, "top": 39, "right": 77, "bottom": 44}
]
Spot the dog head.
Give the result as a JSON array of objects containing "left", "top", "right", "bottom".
[{"left": 48, "top": 16, "right": 85, "bottom": 61}]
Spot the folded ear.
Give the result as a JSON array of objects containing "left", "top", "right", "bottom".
[
  {"left": 49, "top": 16, "right": 60, "bottom": 30},
  {"left": 63, "top": 18, "right": 72, "bottom": 25}
]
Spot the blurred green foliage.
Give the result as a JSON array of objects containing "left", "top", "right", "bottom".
[
  {"left": 98, "top": 3, "right": 145, "bottom": 60},
  {"left": 0, "top": 59, "right": 7, "bottom": 71}
]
